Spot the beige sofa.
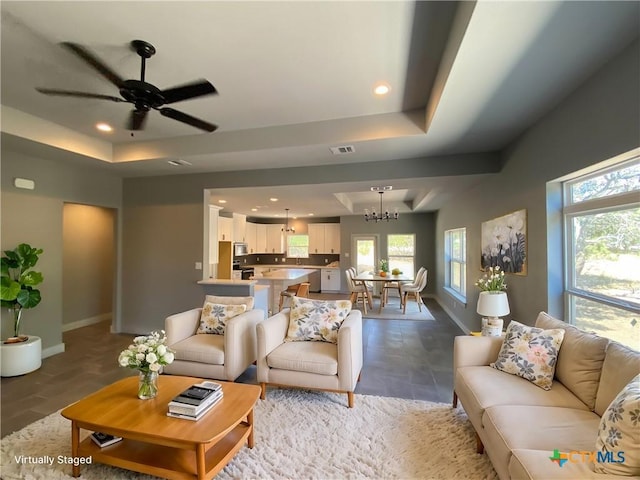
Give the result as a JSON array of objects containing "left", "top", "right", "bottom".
[{"left": 453, "top": 312, "right": 640, "bottom": 480}]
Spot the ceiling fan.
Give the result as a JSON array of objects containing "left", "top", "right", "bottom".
[{"left": 36, "top": 40, "right": 218, "bottom": 132}]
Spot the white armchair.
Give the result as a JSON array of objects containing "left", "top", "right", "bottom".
[
  {"left": 163, "top": 295, "right": 264, "bottom": 381},
  {"left": 256, "top": 307, "right": 363, "bottom": 407}
]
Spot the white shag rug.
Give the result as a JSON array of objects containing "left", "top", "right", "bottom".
[{"left": 1, "top": 389, "right": 497, "bottom": 480}]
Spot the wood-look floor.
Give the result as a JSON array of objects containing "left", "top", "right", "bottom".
[{"left": 1, "top": 297, "right": 463, "bottom": 438}]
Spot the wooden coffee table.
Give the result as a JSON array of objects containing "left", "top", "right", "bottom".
[{"left": 61, "top": 375, "right": 261, "bottom": 480}]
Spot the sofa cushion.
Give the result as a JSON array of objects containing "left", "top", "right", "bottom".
[
  {"left": 509, "top": 449, "right": 623, "bottom": 480},
  {"left": 171, "top": 334, "right": 225, "bottom": 365},
  {"left": 285, "top": 297, "right": 352, "bottom": 343},
  {"left": 594, "top": 374, "right": 640, "bottom": 476},
  {"left": 197, "top": 302, "right": 247, "bottom": 335},
  {"left": 455, "top": 366, "right": 589, "bottom": 433},
  {"left": 535, "top": 312, "right": 609, "bottom": 411},
  {"left": 595, "top": 341, "right": 640, "bottom": 416},
  {"left": 267, "top": 341, "right": 338, "bottom": 376},
  {"left": 491, "top": 320, "right": 565, "bottom": 390},
  {"left": 204, "top": 295, "right": 254, "bottom": 311},
  {"left": 483, "top": 405, "right": 601, "bottom": 480}
]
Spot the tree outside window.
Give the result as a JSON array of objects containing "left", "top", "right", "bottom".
[
  {"left": 387, "top": 234, "right": 415, "bottom": 275},
  {"left": 564, "top": 156, "right": 639, "bottom": 349}
]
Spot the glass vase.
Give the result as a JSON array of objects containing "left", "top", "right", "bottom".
[{"left": 138, "top": 370, "right": 158, "bottom": 399}]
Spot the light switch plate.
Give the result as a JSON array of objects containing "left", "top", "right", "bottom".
[{"left": 195, "top": 262, "right": 202, "bottom": 270}]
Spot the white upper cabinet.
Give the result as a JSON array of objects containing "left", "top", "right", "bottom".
[
  {"left": 218, "top": 216, "right": 233, "bottom": 242},
  {"left": 255, "top": 224, "right": 267, "bottom": 253},
  {"left": 246, "top": 222, "right": 257, "bottom": 253},
  {"left": 309, "top": 223, "right": 340, "bottom": 254},
  {"left": 266, "top": 224, "right": 285, "bottom": 253},
  {"left": 233, "top": 213, "right": 247, "bottom": 243}
]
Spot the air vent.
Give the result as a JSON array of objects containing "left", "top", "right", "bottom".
[
  {"left": 167, "top": 159, "right": 192, "bottom": 166},
  {"left": 329, "top": 145, "right": 355, "bottom": 155}
]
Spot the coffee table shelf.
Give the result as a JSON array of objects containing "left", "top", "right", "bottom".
[{"left": 77, "top": 423, "right": 250, "bottom": 480}]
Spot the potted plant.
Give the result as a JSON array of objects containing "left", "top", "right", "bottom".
[
  {"left": 0, "top": 243, "right": 44, "bottom": 343},
  {"left": 379, "top": 259, "right": 389, "bottom": 277}
]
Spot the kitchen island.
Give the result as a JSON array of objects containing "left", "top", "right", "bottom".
[{"left": 254, "top": 268, "right": 317, "bottom": 315}]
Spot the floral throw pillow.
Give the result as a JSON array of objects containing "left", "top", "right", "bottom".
[
  {"left": 197, "top": 302, "right": 247, "bottom": 335},
  {"left": 594, "top": 374, "right": 640, "bottom": 475},
  {"left": 285, "top": 297, "right": 352, "bottom": 344},
  {"left": 490, "top": 320, "right": 565, "bottom": 390}
]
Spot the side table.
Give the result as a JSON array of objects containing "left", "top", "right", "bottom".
[{"left": 0, "top": 335, "right": 42, "bottom": 376}]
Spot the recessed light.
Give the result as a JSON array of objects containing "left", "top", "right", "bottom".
[
  {"left": 270, "top": 198, "right": 279, "bottom": 202},
  {"left": 373, "top": 83, "right": 391, "bottom": 96},
  {"left": 251, "top": 208, "right": 258, "bottom": 212},
  {"left": 96, "top": 123, "right": 112, "bottom": 132},
  {"left": 218, "top": 200, "right": 227, "bottom": 204},
  {"left": 308, "top": 213, "right": 314, "bottom": 216}
]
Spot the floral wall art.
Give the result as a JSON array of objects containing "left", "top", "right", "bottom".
[{"left": 481, "top": 209, "right": 527, "bottom": 275}]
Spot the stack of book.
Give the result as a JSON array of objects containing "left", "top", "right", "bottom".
[{"left": 167, "top": 381, "right": 223, "bottom": 420}]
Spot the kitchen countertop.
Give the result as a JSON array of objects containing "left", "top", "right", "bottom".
[
  {"left": 249, "top": 264, "right": 340, "bottom": 270},
  {"left": 255, "top": 268, "right": 319, "bottom": 280},
  {"left": 198, "top": 279, "right": 258, "bottom": 285}
]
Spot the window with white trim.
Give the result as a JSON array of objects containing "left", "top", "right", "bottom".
[
  {"left": 445, "top": 228, "right": 466, "bottom": 300},
  {"left": 387, "top": 234, "right": 415, "bottom": 275},
  {"left": 563, "top": 154, "right": 640, "bottom": 350},
  {"left": 286, "top": 234, "right": 309, "bottom": 258}
]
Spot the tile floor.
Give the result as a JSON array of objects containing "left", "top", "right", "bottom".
[{"left": 1, "top": 297, "right": 463, "bottom": 438}]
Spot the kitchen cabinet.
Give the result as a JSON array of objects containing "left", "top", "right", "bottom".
[
  {"left": 218, "top": 216, "right": 233, "bottom": 241},
  {"left": 321, "top": 268, "right": 340, "bottom": 292},
  {"left": 266, "top": 224, "right": 285, "bottom": 253},
  {"left": 233, "top": 213, "right": 247, "bottom": 243},
  {"left": 309, "top": 223, "right": 340, "bottom": 254},
  {"left": 245, "top": 222, "right": 257, "bottom": 253},
  {"left": 256, "top": 224, "right": 267, "bottom": 253}
]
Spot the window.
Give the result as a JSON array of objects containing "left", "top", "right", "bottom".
[
  {"left": 387, "top": 234, "right": 415, "bottom": 275},
  {"left": 445, "top": 228, "right": 466, "bottom": 300},
  {"left": 563, "top": 155, "right": 640, "bottom": 349},
  {"left": 286, "top": 234, "right": 309, "bottom": 258}
]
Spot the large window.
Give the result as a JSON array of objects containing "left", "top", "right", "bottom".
[
  {"left": 445, "top": 228, "right": 466, "bottom": 300},
  {"left": 387, "top": 234, "right": 415, "bottom": 275},
  {"left": 286, "top": 234, "right": 309, "bottom": 258},
  {"left": 563, "top": 156, "right": 640, "bottom": 349}
]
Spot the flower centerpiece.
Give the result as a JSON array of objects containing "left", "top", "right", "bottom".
[
  {"left": 475, "top": 266, "right": 509, "bottom": 336},
  {"left": 379, "top": 259, "right": 389, "bottom": 277},
  {"left": 118, "top": 330, "right": 175, "bottom": 399}
]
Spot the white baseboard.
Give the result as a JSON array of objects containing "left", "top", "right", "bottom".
[
  {"left": 62, "top": 313, "right": 111, "bottom": 332},
  {"left": 432, "top": 294, "right": 471, "bottom": 334},
  {"left": 42, "top": 342, "right": 65, "bottom": 359}
]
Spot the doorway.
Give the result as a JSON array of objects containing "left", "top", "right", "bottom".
[{"left": 352, "top": 234, "right": 378, "bottom": 275}]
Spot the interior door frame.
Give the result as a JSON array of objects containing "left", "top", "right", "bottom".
[{"left": 351, "top": 234, "right": 379, "bottom": 274}]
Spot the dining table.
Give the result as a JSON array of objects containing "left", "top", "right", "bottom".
[{"left": 351, "top": 273, "right": 414, "bottom": 313}]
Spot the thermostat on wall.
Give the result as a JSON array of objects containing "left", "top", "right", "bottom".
[{"left": 14, "top": 178, "right": 35, "bottom": 190}]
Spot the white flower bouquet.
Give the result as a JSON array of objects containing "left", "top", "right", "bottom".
[
  {"left": 475, "top": 265, "right": 507, "bottom": 292},
  {"left": 118, "top": 330, "right": 175, "bottom": 373}
]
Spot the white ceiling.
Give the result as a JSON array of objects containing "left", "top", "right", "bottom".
[{"left": 1, "top": 1, "right": 638, "bottom": 218}]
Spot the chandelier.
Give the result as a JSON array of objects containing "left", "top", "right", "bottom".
[
  {"left": 282, "top": 208, "right": 295, "bottom": 233},
  {"left": 364, "top": 188, "right": 399, "bottom": 222}
]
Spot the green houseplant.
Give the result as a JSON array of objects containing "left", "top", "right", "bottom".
[{"left": 1, "top": 243, "right": 44, "bottom": 341}]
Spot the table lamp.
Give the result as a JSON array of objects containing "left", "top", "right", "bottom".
[{"left": 477, "top": 291, "right": 510, "bottom": 336}]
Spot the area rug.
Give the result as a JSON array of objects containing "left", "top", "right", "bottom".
[
  {"left": 1, "top": 389, "right": 497, "bottom": 480},
  {"left": 356, "top": 299, "right": 436, "bottom": 321}
]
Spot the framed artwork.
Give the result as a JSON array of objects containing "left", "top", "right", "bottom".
[{"left": 481, "top": 209, "right": 527, "bottom": 275}]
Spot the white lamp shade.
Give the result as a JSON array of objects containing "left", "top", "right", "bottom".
[{"left": 477, "top": 291, "right": 510, "bottom": 317}]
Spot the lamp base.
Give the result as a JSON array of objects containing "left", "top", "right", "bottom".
[{"left": 481, "top": 317, "right": 504, "bottom": 337}]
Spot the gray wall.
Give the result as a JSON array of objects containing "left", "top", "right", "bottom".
[
  {"left": 339, "top": 212, "right": 436, "bottom": 295},
  {"left": 62, "top": 203, "right": 115, "bottom": 327},
  {"left": 0, "top": 152, "right": 122, "bottom": 354},
  {"left": 435, "top": 39, "right": 640, "bottom": 332}
]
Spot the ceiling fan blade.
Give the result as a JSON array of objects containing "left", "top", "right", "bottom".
[
  {"left": 36, "top": 88, "right": 124, "bottom": 102},
  {"left": 62, "top": 42, "right": 124, "bottom": 88},
  {"left": 159, "top": 107, "right": 218, "bottom": 132},
  {"left": 160, "top": 80, "right": 217, "bottom": 104},
  {"left": 128, "top": 109, "right": 149, "bottom": 131}
]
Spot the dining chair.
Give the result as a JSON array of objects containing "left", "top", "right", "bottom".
[
  {"left": 278, "top": 282, "right": 310, "bottom": 311},
  {"left": 345, "top": 268, "right": 372, "bottom": 314},
  {"left": 400, "top": 267, "right": 428, "bottom": 313}
]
